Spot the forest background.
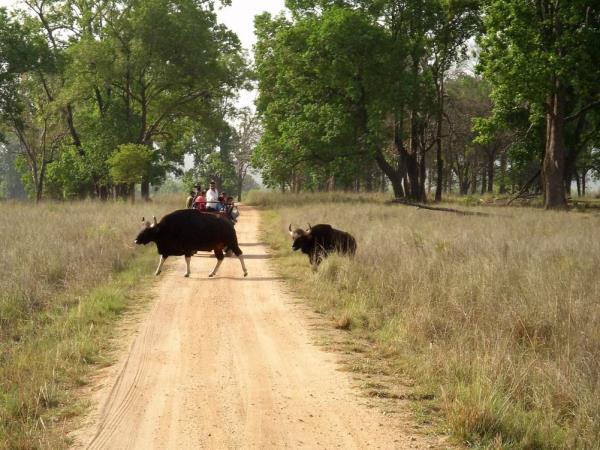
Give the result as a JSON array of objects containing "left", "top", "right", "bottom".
[{"left": 0, "top": 0, "right": 599, "bottom": 208}]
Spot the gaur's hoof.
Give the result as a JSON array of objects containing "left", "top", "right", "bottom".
[
  {"left": 154, "top": 271, "right": 161, "bottom": 276},
  {"left": 244, "top": 272, "right": 248, "bottom": 277},
  {"left": 184, "top": 273, "right": 190, "bottom": 278},
  {"left": 208, "top": 273, "right": 215, "bottom": 278}
]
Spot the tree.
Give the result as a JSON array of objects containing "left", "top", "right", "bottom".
[
  {"left": 0, "top": 7, "right": 62, "bottom": 201},
  {"left": 478, "top": 1, "right": 600, "bottom": 208},
  {"left": 254, "top": 8, "right": 397, "bottom": 195},
  {"left": 185, "top": 118, "right": 239, "bottom": 195},
  {"left": 64, "top": 0, "right": 247, "bottom": 200},
  {"left": 254, "top": 1, "right": 479, "bottom": 201},
  {"left": 0, "top": 0, "right": 247, "bottom": 201},
  {"left": 231, "top": 108, "right": 261, "bottom": 201},
  {"left": 108, "top": 143, "right": 154, "bottom": 202},
  {"left": 0, "top": 139, "right": 26, "bottom": 199},
  {"left": 428, "top": 0, "right": 481, "bottom": 201}
]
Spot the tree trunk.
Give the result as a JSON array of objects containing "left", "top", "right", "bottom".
[
  {"left": 481, "top": 169, "right": 486, "bottom": 195},
  {"left": 456, "top": 166, "right": 469, "bottom": 195},
  {"left": 35, "top": 181, "right": 43, "bottom": 202},
  {"left": 373, "top": 119, "right": 406, "bottom": 199},
  {"left": 435, "top": 77, "right": 444, "bottom": 202},
  {"left": 542, "top": 80, "right": 567, "bottom": 209},
  {"left": 402, "top": 115, "right": 426, "bottom": 202},
  {"left": 575, "top": 172, "right": 581, "bottom": 197},
  {"left": 564, "top": 112, "right": 588, "bottom": 196},
  {"left": 375, "top": 152, "right": 404, "bottom": 198},
  {"left": 403, "top": 176, "right": 410, "bottom": 197},
  {"left": 237, "top": 177, "right": 244, "bottom": 202},
  {"left": 427, "top": 167, "right": 432, "bottom": 194},
  {"left": 419, "top": 150, "right": 427, "bottom": 202},
  {"left": 99, "top": 185, "right": 109, "bottom": 201},
  {"left": 460, "top": 180, "right": 469, "bottom": 195},
  {"left": 65, "top": 105, "right": 84, "bottom": 157},
  {"left": 28, "top": 157, "right": 41, "bottom": 203},
  {"left": 487, "top": 148, "right": 495, "bottom": 192},
  {"left": 499, "top": 151, "right": 507, "bottom": 194},
  {"left": 116, "top": 183, "right": 130, "bottom": 201},
  {"left": 141, "top": 180, "right": 150, "bottom": 201},
  {"left": 470, "top": 169, "right": 477, "bottom": 195},
  {"left": 434, "top": 142, "right": 443, "bottom": 201},
  {"left": 565, "top": 170, "right": 573, "bottom": 195},
  {"left": 405, "top": 151, "right": 420, "bottom": 199},
  {"left": 36, "top": 158, "right": 49, "bottom": 202},
  {"left": 365, "top": 170, "right": 373, "bottom": 192}
]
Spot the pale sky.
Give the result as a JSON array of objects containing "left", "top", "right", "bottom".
[
  {"left": 218, "top": 1, "right": 286, "bottom": 51},
  {"left": 216, "top": 0, "right": 287, "bottom": 109}
]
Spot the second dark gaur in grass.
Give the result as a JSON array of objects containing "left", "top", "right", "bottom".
[{"left": 288, "top": 223, "right": 357, "bottom": 266}]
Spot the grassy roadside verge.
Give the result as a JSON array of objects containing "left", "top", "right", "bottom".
[
  {"left": 251, "top": 192, "right": 600, "bottom": 450},
  {"left": 0, "top": 199, "right": 177, "bottom": 449}
]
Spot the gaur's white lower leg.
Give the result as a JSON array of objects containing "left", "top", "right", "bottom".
[
  {"left": 184, "top": 256, "right": 191, "bottom": 277},
  {"left": 209, "top": 259, "right": 223, "bottom": 277},
  {"left": 238, "top": 254, "right": 248, "bottom": 277},
  {"left": 155, "top": 255, "right": 165, "bottom": 276}
]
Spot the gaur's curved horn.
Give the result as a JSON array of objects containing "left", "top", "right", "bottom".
[
  {"left": 288, "top": 224, "right": 293, "bottom": 236},
  {"left": 142, "top": 217, "right": 145, "bottom": 222},
  {"left": 153, "top": 216, "right": 157, "bottom": 226},
  {"left": 306, "top": 223, "right": 312, "bottom": 234}
]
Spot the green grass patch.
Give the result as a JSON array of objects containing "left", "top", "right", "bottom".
[
  {"left": 0, "top": 198, "right": 178, "bottom": 450},
  {"left": 0, "top": 248, "right": 156, "bottom": 449},
  {"left": 0, "top": 246, "right": 156, "bottom": 450}
]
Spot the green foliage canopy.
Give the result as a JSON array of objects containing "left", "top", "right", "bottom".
[
  {"left": 108, "top": 144, "right": 154, "bottom": 185},
  {"left": 0, "top": 0, "right": 248, "bottom": 200},
  {"left": 477, "top": 0, "right": 600, "bottom": 207}
]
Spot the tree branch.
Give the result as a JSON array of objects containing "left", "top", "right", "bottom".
[
  {"left": 142, "top": 91, "right": 210, "bottom": 143},
  {"left": 565, "top": 99, "right": 600, "bottom": 122}
]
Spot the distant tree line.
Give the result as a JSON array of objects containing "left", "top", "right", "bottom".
[
  {"left": 0, "top": 0, "right": 256, "bottom": 202},
  {"left": 253, "top": 0, "right": 600, "bottom": 208}
]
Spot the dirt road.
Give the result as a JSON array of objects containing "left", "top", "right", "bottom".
[{"left": 73, "top": 207, "right": 445, "bottom": 449}]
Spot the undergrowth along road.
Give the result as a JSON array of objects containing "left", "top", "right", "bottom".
[
  {"left": 250, "top": 191, "right": 600, "bottom": 450},
  {"left": 0, "top": 198, "right": 178, "bottom": 449}
]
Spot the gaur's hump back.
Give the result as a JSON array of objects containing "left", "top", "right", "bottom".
[
  {"left": 161, "top": 209, "right": 218, "bottom": 227},
  {"left": 159, "top": 209, "right": 233, "bottom": 237},
  {"left": 312, "top": 224, "right": 333, "bottom": 233}
]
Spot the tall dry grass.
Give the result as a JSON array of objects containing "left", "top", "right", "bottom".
[
  {"left": 250, "top": 192, "right": 600, "bottom": 449},
  {"left": 0, "top": 197, "right": 180, "bottom": 449}
]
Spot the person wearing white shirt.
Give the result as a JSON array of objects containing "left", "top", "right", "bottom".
[{"left": 205, "top": 180, "right": 219, "bottom": 211}]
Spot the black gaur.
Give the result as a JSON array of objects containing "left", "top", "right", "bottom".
[
  {"left": 288, "top": 223, "right": 357, "bottom": 266},
  {"left": 135, "top": 209, "right": 247, "bottom": 278}
]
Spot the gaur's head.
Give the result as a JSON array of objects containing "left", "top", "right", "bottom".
[
  {"left": 288, "top": 224, "right": 313, "bottom": 251},
  {"left": 134, "top": 216, "right": 158, "bottom": 245}
]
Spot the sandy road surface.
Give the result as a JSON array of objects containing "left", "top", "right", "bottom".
[{"left": 73, "top": 207, "right": 446, "bottom": 449}]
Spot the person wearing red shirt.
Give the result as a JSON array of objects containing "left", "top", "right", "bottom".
[{"left": 193, "top": 190, "right": 207, "bottom": 211}]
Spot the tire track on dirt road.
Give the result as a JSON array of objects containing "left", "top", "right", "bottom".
[{"left": 72, "top": 206, "right": 451, "bottom": 449}]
